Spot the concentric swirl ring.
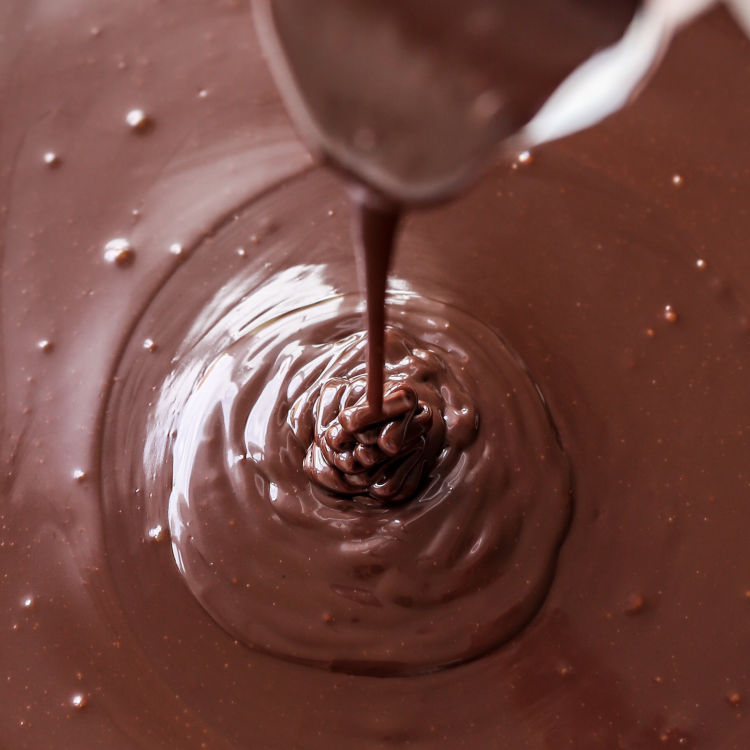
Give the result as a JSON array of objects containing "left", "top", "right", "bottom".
[
  {"left": 163, "top": 282, "right": 571, "bottom": 675},
  {"left": 290, "top": 327, "right": 477, "bottom": 504},
  {"left": 101, "top": 170, "right": 572, "bottom": 677}
]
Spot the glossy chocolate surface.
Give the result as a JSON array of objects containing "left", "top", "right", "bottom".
[{"left": 1, "top": 2, "right": 750, "bottom": 748}]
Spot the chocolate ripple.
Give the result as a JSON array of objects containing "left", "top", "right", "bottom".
[
  {"left": 102, "top": 174, "right": 571, "bottom": 677},
  {"left": 290, "top": 328, "right": 476, "bottom": 504},
  {"left": 166, "top": 282, "right": 571, "bottom": 676}
]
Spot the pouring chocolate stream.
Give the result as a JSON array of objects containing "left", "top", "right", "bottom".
[
  {"left": 252, "top": 0, "right": 714, "bottom": 435},
  {"left": 3, "top": 2, "right": 750, "bottom": 747},
  {"left": 253, "top": 0, "right": 641, "bottom": 491}
]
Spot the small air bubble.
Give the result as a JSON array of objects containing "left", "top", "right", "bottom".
[
  {"left": 727, "top": 691, "right": 742, "bottom": 707},
  {"left": 103, "top": 238, "right": 135, "bottom": 267},
  {"left": 43, "top": 152, "right": 61, "bottom": 168},
  {"left": 125, "top": 109, "right": 152, "bottom": 132},
  {"left": 72, "top": 469, "right": 87, "bottom": 482},
  {"left": 672, "top": 174, "right": 683, "bottom": 186},
  {"left": 37, "top": 339, "right": 54, "bottom": 353},
  {"left": 147, "top": 525, "right": 165, "bottom": 542},
  {"left": 517, "top": 150, "right": 532, "bottom": 165},
  {"left": 236, "top": 247, "right": 247, "bottom": 257},
  {"left": 664, "top": 305, "right": 678, "bottom": 324},
  {"left": 197, "top": 89, "right": 209, "bottom": 99},
  {"left": 70, "top": 694, "right": 87, "bottom": 709},
  {"left": 143, "top": 338, "right": 156, "bottom": 352},
  {"left": 22, "top": 596, "right": 34, "bottom": 609},
  {"left": 169, "top": 242, "right": 183, "bottom": 256},
  {"left": 696, "top": 258, "right": 706, "bottom": 269}
]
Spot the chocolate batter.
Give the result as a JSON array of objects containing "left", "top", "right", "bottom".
[{"left": 2, "top": 1, "right": 750, "bottom": 748}]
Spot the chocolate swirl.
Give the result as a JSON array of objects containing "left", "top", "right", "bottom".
[
  {"left": 102, "top": 183, "right": 572, "bottom": 677},
  {"left": 304, "top": 379, "right": 438, "bottom": 501},
  {"left": 291, "top": 335, "right": 471, "bottom": 503}
]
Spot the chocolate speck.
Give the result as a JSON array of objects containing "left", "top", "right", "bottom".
[
  {"left": 43, "top": 152, "right": 61, "bottom": 168},
  {"left": 103, "top": 238, "right": 135, "bottom": 266},
  {"left": 664, "top": 305, "right": 678, "bottom": 324},
  {"left": 125, "top": 109, "right": 152, "bottom": 132},
  {"left": 70, "top": 694, "right": 87, "bottom": 710}
]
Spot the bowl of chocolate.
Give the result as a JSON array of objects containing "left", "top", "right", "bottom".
[{"left": 2, "top": 1, "right": 750, "bottom": 748}]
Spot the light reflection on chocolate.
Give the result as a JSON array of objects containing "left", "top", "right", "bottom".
[
  {"left": 113, "top": 234, "right": 569, "bottom": 675},
  {"left": 2, "top": 2, "right": 750, "bottom": 748}
]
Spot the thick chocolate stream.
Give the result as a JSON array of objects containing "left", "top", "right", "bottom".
[
  {"left": 2, "top": 2, "right": 750, "bottom": 749},
  {"left": 352, "top": 196, "right": 400, "bottom": 418}
]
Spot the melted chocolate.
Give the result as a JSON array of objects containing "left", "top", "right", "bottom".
[
  {"left": 103, "top": 205, "right": 567, "bottom": 677},
  {"left": 2, "top": 2, "right": 750, "bottom": 748},
  {"left": 351, "top": 195, "right": 400, "bottom": 416}
]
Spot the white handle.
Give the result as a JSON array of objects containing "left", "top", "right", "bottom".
[{"left": 522, "top": 0, "right": 748, "bottom": 149}]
